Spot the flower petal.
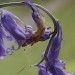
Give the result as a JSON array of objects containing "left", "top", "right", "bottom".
[
  {"left": 48, "top": 20, "right": 62, "bottom": 64},
  {"left": 1, "top": 12, "right": 26, "bottom": 46}
]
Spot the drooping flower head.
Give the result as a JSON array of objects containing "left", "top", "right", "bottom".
[
  {"left": 24, "top": 0, "right": 45, "bottom": 37},
  {"left": 47, "top": 20, "right": 63, "bottom": 65},
  {"left": 44, "top": 20, "right": 75, "bottom": 75},
  {"left": 37, "top": 20, "right": 75, "bottom": 75},
  {"left": 22, "top": 0, "right": 52, "bottom": 46},
  {"left": 0, "top": 10, "right": 26, "bottom": 47}
]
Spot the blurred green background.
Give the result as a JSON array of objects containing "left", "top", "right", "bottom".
[{"left": 0, "top": 0, "right": 75, "bottom": 75}]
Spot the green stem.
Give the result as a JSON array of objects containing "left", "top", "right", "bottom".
[
  {"left": 0, "top": 1, "right": 56, "bottom": 23},
  {"left": 0, "top": 1, "right": 24, "bottom": 8}
]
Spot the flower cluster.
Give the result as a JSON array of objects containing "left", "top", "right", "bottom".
[
  {"left": 0, "top": 0, "right": 52, "bottom": 59},
  {"left": 0, "top": 0, "right": 75, "bottom": 75}
]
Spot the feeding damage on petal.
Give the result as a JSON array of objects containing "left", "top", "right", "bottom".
[{"left": 22, "top": 0, "right": 52, "bottom": 46}]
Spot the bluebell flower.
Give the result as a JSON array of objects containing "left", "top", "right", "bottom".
[
  {"left": 44, "top": 20, "right": 66, "bottom": 75},
  {"left": 0, "top": 10, "right": 26, "bottom": 47},
  {"left": 37, "top": 20, "right": 75, "bottom": 75},
  {"left": 47, "top": 20, "right": 63, "bottom": 65},
  {"left": 23, "top": 0, "right": 52, "bottom": 45},
  {"left": 24, "top": 0, "right": 45, "bottom": 39}
]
